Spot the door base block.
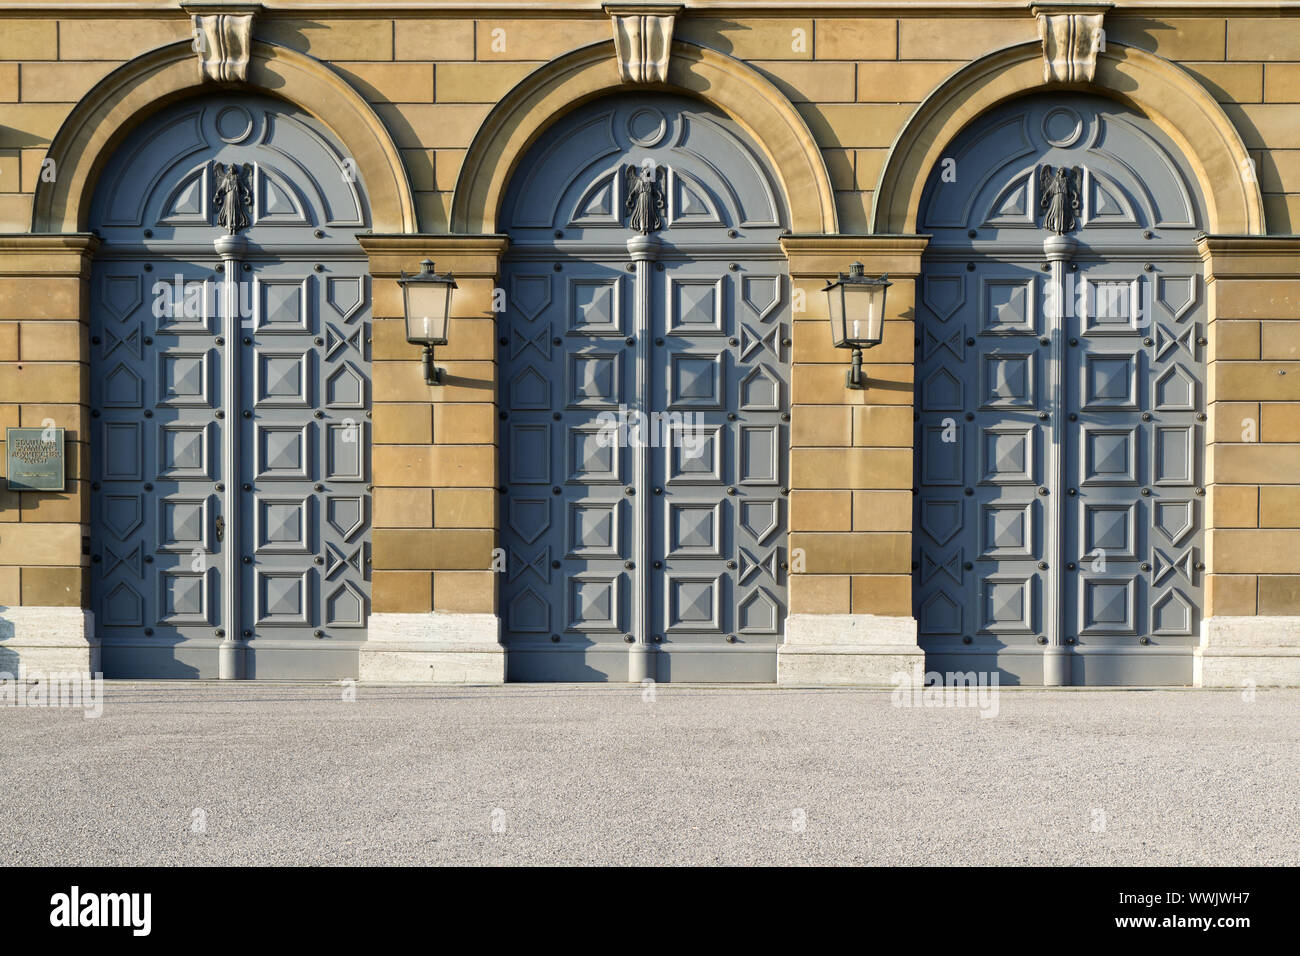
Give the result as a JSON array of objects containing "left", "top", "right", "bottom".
[
  {"left": 359, "top": 612, "right": 504, "bottom": 683},
  {"left": 0, "top": 607, "right": 99, "bottom": 678},
  {"left": 1195, "top": 616, "right": 1300, "bottom": 687},
  {"left": 778, "top": 613, "right": 925, "bottom": 686}
]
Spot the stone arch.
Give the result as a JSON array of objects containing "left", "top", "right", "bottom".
[
  {"left": 872, "top": 41, "right": 1266, "bottom": 236},
  {"left": 451, "top": 39, "right": 836, "bottom": 235},
  {"left": 33, "top": 39, "right": 417, "bottom": 234}
]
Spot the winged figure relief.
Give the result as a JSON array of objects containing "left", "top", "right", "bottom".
[
  {"left": 625, "top": 161, "right": 667, "bottom": 235},
  {"left": 213, "top": 161, "right": 253, "bottom": 235},
  {"left": 1039, "top": 164, "right": 1081, "bottom": 235}
]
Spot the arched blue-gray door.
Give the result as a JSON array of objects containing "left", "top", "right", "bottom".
[
  {"left": 88, "top": 95, "right": 372, "bottom": 679},
  {"left": 914, "top": 93, "right": 1208, "bottom": 685},
  {"left": 499, "top": 94, "right": 792, "bottom": 682}
]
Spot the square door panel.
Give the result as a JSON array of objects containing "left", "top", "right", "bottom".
[
  {"left": 980, "top": 501, "right": 1035, "bottom": 558},
  {"left": 255, "top": 495, "right": 312, "bottom": 553},
  {"left": 158, "top": 568, "right": 211, "bottom": 625},
  {"left": 668, "top": 352, "right": 723, "bottom": 409},
  {"left": 666, "top": 423, "right": 723, "bottom": 484},
  {"left": 979, "top": 575, "right": 1035, "bottom": 634},
  {"left": 1081, "top": 277, "right": 1140, "bottom": 334},
  {"left": 979, "top": 352, "right": 1036, "bottom": 409},
  {"left": 158, "top": 423, "right": 210, "bottom": 479},
  {"left": 255, "top": 424, "right": 312, "bottom": 480},
  {"left": 1080, "top": 425, "right": 1138, "bottom": 486},
  {"left": 255, "top": 569, "right": 312, "bottom": 625},
  {"left": 254, "top": 349, "right": 311, "bottom": 406},
  {"left": 157, "top": 351, "right": 213, "bottom": 406},
  {"left": 666, "top": 501, "right": 723, "bottom": 558},
  {"left": 567, "top": 352, "right": 621, "bottom": 407},
  {"left": 1081, "top": 353, "right": 1139, "bottom": 410},
  {"left": 567, "top": 501, "right": 621, "bottom": 558},
  {"left": 980, "top": 276, "right": 1037, "bottom": 335},
  {"left": 1077, "top": 575, "right": 1138, "bottom": 636},
  {"left": 665, "top": 574, "right": 723, "bottom": 633},
  {"left": 567, "top": 426, "right": 621, "bottom": 484},
  {"left": 568, "top": 277, "right": 622, "bottom": 335},
  {"left": 668, "top": 276, "right": 725, "bottom": 335},
  {"left": 979, "top": 425, "right": 1035, "bottom": 485},
  {"left": 155, "top": 277, "right": 213, "bottom": 334},
  {"left": 565, "top": 574, "right": 621, "bottom": 632},
  {"left": 158, "top": 496, "right": 210, "bottom": 552},
  {"left": 255, "top": 276, "right": 311, "bottom": 333},
  {"left": 1080, "top": 502, "right": 1138, "bottom": 561}
]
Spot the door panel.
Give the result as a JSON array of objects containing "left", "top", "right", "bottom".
[{"left": 915, "top": 93, "right": 1207, "bottom": 685}]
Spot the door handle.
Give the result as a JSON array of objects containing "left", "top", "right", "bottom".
[{"left": 215, "top": 515, "right": 225, "bottom": 542}]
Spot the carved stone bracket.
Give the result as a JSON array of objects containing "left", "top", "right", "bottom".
[
  {"left": 604, "top": 3, "right": 683, "bottom": 84},
  {"left": 1031, "top": 3, "right": 1112, "bottom": 84},
  {"left": 182, "top": 3, "right": 261, "bottom": 84}
]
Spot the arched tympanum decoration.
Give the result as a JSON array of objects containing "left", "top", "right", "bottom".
[
  {"left": 872, "top": 41, "right": 1265, "bottom": 236},
  {"left": 451, "top": 39, "right": 836, "bottom": 235},
  {"left": 33, "top": 39, "right": 416, "bottom": 234}
]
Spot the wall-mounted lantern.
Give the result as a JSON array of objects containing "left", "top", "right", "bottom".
[
  {"left": 399, "top": 258, "right": 457, "bottom": 385},
  {"left": 825, "top": 262, "right": 890, "bottom": 390}
]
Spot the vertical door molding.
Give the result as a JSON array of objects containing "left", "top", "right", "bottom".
[
  {"left": 359, "top": 234, "right": 509, "bottom": 683},
  {"left": 779, "top": 234, "right": 929, "bottom": 686}
]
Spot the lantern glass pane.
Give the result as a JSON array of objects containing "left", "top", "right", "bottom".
[
  {"left": 827, "top": 285, "right": 846, "bottom": 348},
  {"left": 405, "top": 283, "right": 450, "bottom": 345},
  {"left": 845, "top": 285, "right": 884, "bottom": 345}
]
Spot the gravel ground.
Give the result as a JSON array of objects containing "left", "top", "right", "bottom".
[{"left": 0, "top": 682, "right": 1295, "bottom": 866}]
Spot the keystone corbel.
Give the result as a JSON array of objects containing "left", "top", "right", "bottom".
[
  {"left": 1031, "top": 3, "right": 1113, "bottom": 84},
  {"left": 604, "top": 3, "right": 684, "bottom": 84}
]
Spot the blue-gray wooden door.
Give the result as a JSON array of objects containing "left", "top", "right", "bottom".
[
  {"left": 915, "top": 94, "right": 1208, "bottom": 685},
  {"left": 499, "top": 94, "right": 791, "bottom": 681},
  {"left": 88, "top": 95, "right": 372, "bottom": 678}
]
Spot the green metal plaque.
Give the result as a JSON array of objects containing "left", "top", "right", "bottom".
[{"left": 6, "top": 427, "right": 66, "bottom": 492}]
